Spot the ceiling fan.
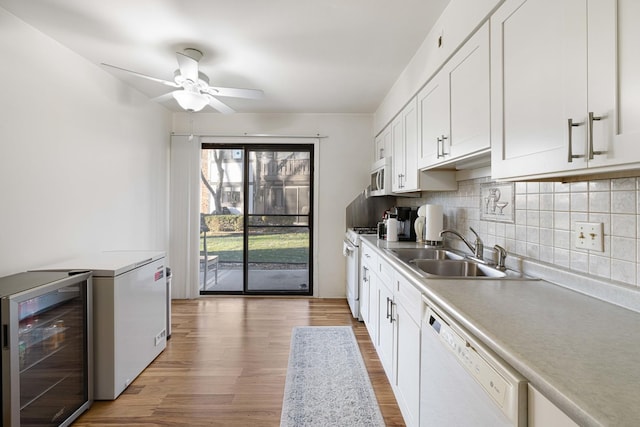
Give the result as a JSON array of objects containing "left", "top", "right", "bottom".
[{"left": 101, "top": 48, "right": 264, "bottom": 113}]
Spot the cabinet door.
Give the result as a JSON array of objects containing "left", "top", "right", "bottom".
[
  {"left": 365, "top": 273, "right": 378, "bottom": 345},
  {"left": 448, "top": 22, "right": 491, "bottom": 160},
  {"left": 418, "top": 72, "right": 449, "bottom": 169},
  {"left": 377, "top": 282, "right": 395, "bottom": 379},
  {"left": 528, "top": 385, "right": 579, "bottom": 427},
  {"left": 360, "top": 264, "right": 370, "bottom": 324},
  {"left": 394, "top": 303, "right": 421, "bottom": 427},
  {"left": 401, "top": 98, "right": 420, "bottom": 191},
  {"left": 491, "top": 0, "right": 587, "bottom": 179},
  {"left": 587, "top": 0, "right": 640, "bottom": 169},
  {"left": 391, "top": 115, "right": 404, "bottom": 192},
  {"left": 374, "top": 134, "right": 384, "bottom": 163}
]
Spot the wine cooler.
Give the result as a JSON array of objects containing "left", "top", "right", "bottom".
[{"left": 1, "top": 271, "right": 93, "bottom": 427}]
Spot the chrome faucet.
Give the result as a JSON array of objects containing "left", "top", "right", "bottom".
[{"left": 439, "top": 227, "right": 484, "bottom": 259}]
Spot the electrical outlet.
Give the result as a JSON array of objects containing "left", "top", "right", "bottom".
[{"left": 574, "top": 222, "right": 604, "bottom": 251}]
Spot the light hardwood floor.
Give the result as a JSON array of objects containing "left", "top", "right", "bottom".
[{"left": 74, "top": 297, "right": 405, "bottom": 426}]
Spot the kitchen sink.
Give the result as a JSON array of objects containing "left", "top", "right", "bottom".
[
  {"left": 409, "top": 259, "right": 506, "bottom": 278},
  {"left": 386, "top": 247, "right": 536, "bottom": 280},
  {"left": 389, "top": 248, "right": 464, "bottom": 263}
]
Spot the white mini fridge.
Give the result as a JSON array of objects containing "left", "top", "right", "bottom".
[{"left": 35, "top": 251, "right": 167, "bottom": 400}]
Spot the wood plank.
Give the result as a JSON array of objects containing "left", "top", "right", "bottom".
[{"left": 74, "top": 298, "right": 405, "bottom": 426}]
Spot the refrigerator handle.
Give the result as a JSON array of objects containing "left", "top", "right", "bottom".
[{"left": 3, "top": 324, "right": 8, "bottom": 348}]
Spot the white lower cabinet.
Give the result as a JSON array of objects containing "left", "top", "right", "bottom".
[
  {"left": 377, "top": 280, "right": 395, "bottom": 379},
  {"left": 393, "top": 291, "right": 421, "bottom": 427},
  {"left": 365, "top": 272, "right": 379, "bottom": 344},
  {"left": 360, "top": 263, "right": 370, "bottom": 325},
  {"left": 528, "top": 385, "right": 579, "bottom": 427},
  {"left": 362, "top": 240, "right": 422, "bottom": 427}
]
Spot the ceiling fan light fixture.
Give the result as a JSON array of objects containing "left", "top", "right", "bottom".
[{"left": 172, "top": 90, "right": 209, "bottom": 112}]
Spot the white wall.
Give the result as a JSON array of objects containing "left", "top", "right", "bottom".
[
  {"left": 172, "top": 113, "right": 372, "bottom": 298},
  {"left": 0, "top": 8, "right": 172, "bottom": 276}
]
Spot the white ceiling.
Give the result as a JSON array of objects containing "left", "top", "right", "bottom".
[{"left": 0, "top": 0, "right": 450, "bottom": 114}]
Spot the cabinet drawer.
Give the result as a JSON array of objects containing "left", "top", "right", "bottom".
[
  {"left": 395, "top": 273, "right": 422, "bottom": 325},
  {"left": 361, "top": 243, "right": 378, "bottom": 268}
]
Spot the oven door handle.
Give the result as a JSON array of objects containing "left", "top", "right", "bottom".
[{"left": 343, "top": 240, "right": 356, "bottom": 256}]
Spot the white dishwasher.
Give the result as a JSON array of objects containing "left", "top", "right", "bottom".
[{"left": 420, "top": 297, "right": 527, "bottom": 427}]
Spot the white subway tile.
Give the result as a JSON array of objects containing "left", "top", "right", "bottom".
[
  {"left": 571, "top": 192, "right": 588, "bottom": 212},
  {"left": 589, "top": 254, "right": 611, "bottom": 279},
  {"left": 612, "top": 191, "right": 636, "bottom": 214},
  {"left": 589, "top": 191, "right": 610, "bottom": 213},
  {"left": 611, "top": 236, "right": 636, "bottom": 262},
  {"left": 611, "top": 214, "right": 636, "bottom": 238},
  {"left": 611, "top": 259, "right": 636, "bottom": 285},
  {"left": 554, "top": 193, "right": 570, "bottom": 211},
  {"left": 612, "top": 177, "right": 636, "bottom": 191}
]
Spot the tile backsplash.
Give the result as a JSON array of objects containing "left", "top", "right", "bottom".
[{"left": 400, "top": 176, "right": 640, "bottom": 288}]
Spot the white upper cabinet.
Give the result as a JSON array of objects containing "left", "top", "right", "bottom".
[
  {"left": 588, "top": 0, "right": 640, "bottom": 170},
  {"left": 418, "top": 71, "right": 449, "bottom": 168},
  {"left": 392, "top": 98, "right": 420, "bottom": 192},
  {"left": 491, "top": 0, "right": 640, "bottom": 180},
  {"left": 374, "top": 126, "right": 393, "bottom": 163},
  {"left": 419, "top": 22, "right": 491, "bottom": 170}
]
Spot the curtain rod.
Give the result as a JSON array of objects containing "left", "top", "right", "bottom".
[{"left": 171, "top": 133, "right": 328, "bottom": 139}]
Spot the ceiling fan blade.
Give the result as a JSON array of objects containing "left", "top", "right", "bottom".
[
  {"left": 176, "top": 52, "right": 199, "bottom": 83},
  {"left": 206, "top": 96, "right": 235, "bottom": 114},
  {"left": 101, "top": 63, "right": 179, "bottom": 88},
  {"left": 206, "top": 86, "right": 265, "bottom": 100}
]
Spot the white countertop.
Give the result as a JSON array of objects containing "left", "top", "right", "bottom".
[{"left": 361, "top": 235, "right": 640, "bottom": 427}]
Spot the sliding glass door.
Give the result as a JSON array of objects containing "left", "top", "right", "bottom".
[{"left": 199, "top": 144, "right": 313, "bottom": 295}]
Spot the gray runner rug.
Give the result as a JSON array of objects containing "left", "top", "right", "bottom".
[{"left": 280, "top": 326, "right": 386, "bottom": 427}]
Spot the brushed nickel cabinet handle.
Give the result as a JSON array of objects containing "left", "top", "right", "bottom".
[
  {"left": 441, "top": 135, "right": 449, "bottom": 156},
  {"left": 390, "top": 301, "right": 395, "bottom": 323},
  {"left": 588, "top": 112, "right": 605, "bottom": 160},
  {"left": 567, "top": 118, "right": 584, "bottom": 163},
  {"left": 436, "top": 136, "right": 443, "bottom": 158}
]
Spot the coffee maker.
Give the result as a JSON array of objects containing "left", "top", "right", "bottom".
[{"left": 395, "top": 207, "right": 418, "bottom": 241}]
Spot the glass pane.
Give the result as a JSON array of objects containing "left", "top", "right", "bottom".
[
  {"left": 246, "top": 148, "right": 311, "bottom": 293},
  {"left": 246, "top": 225, "right": 310, "bottom": 292},
  {"left": 248, "top": 151, "right": 311, "bottom": 216},
  {"left": 200, "top": 148, "right": 244, "bottom": 291},
  {"left": 199, "top": 145, "right": 313, "bottom": 294},
  {"left": 18, "top": 283, "right": 88, "bottom": 424}
]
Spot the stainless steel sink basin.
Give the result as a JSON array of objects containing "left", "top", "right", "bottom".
[
  {"left": 409, "top": 259, "right": 507, "bottom": 278},
  {"left": 389, "top": 248, "right": 464, "bottom": 263},
  {"left": 387, "top": 247, "right": 536, "bottom": 280}
]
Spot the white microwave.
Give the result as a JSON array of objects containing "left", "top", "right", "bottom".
[{"left": 369, "top": 157, "right": 392, "bottom": 196}]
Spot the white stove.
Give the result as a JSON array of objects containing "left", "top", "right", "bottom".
[{"left": 343, "top": 227, "right": 378, "bottom": 320}]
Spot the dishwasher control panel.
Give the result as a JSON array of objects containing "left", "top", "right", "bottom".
[{"left": 428, "top": 309, "right": 511, "bottom": 409}]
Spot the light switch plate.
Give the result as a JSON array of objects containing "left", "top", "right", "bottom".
[{"left": 574, "top": 222, "right": 604, "bottom": 251}]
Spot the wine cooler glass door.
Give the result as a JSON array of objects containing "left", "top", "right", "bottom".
[{"left": 3, "top": 274, "right": 92, "bottom": 427}]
